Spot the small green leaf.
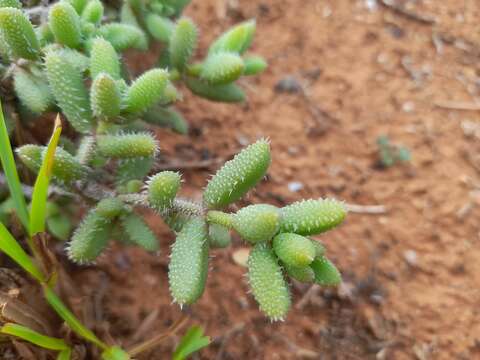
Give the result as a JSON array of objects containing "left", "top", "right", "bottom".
[
  {"left": 101, "top": 346, "right": 130, "bottom": 360},
  {"left": 1, "top": 323, "right": 68, "bottom": 350},
  {"left": 173, "top": 325, "right": 210, "bottom": 360},
  {"left": 0, "top": 222, "right": 44, "bottom": 282},
  {"left": 0, "top": 101, "right": 29, "bottom": 229},
  {"left": 57, "top": 348, "right": 72, "bottom": 360},
  {"left": 47, "top": 214, "right": 72, "bottom": 241},
  {"left": 30, "top": 117, "right": 62, "bottom": 236}
]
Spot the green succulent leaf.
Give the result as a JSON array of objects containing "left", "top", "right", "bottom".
[
  {"left": 0, "top": 0, "right": 21, "bottom": 8},
  {"left": 310, "top": 257, "right": 342, "bottom": 286},
  {"left": 169, "top": 17, "right": 197, "bottom": 71},
  {"left": 247, "top": 243, "right": 291, "bottom": 321},
  {"left": 209, "top": 19, "right": 256, "bottom": 55},
  {"left": 185, "top": 78, "right": 245, "bottom": 103},
  {"left": 124, "top": 69, "right": 170, "bottom": 114},
  {"left": 200, "top": 52, "right": 244, "bottom": 85},
  {"left": 95, "top": 198, "right": 124, "bottom": 219},
  {"left": 146, "top": 14, "right": 174, "bottom": 42},
  {"left": 0, "top": 8, "right": 40, "bottom": 60},
  {"left": 232, "top": 204, "right": 279, "bottom": 244},
  {"left": 45, "top": 50, "right": 93, "bottom": 133},
  {"left": 97, "top": 132, "right": 158, "bottom": 159},
  {"left": 121, "top": 212, "right": 159, "bottom": 252},
  {"left": 97, "top": 23, "right": 148, "bottom": 51},
  {"left": 89, "top": 37, "right": 121, "bottom": 80},
  {"left": 90, "top": 73, "right": 122, "bottom": 121},
  {"left": 208, "top": 223, "right": 231, "bottom": 248},
  {"left": 143, "top": 106, "right": 189, "bottom": 135},
  {"left": 203, "top": 139, "right": 270, "bottom": 208},
  {"left": 67, "top": 209, "right": 113, "bottom": 264},
  {"left": 116, "top": 157, "right": 154, "bottom": 184},
  {"left": 13, "top": 68, "right": 54, "bottom": 114},
  {"left": 272, "top": 233, "right": 316, "bottom": 267},
  {"left": 169, "top": 217, "right": 209, "bottom": 306},
  {"left": 16, "top": 144, "right": 43, "bottom": 173},
  {"left": 147, "top": 171, "right": 181, "bottom": 212},
  {"left": 243, "top": 56, "right": 267, "bottom": 76},
  {"left": 284, "top": 264, "right": 315, "bottom": 283},
  {"left": 49, "top": 2, "right": 83, "bottom": 49},
  {"left": 81, "top": 0, "right": 104, "bottom": 25},
  {"left": 279, "top": 199, "right": 347, "bottom": 236},
  {"left": 66, "top": 0, "right": 88, "bottom": 14}
]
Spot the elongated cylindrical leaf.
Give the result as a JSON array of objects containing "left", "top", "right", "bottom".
[
  {"left": 169, "top": 18, "right": 197, "bottom": 70},
  {"left": 232, "top": 204, "right": 279, "bottom": 244},
  {"left": 45, "top": 51, "right": 93, "bottom": 133},
  {"left": 124, "top": 69, "right": 169, "bottom": 114},
  {"left": 279, "top": 199, "right": 347, "bottom": 236},
  {"left": 248, "top": 243, "right": 291, "bottom": 321},
  {"left": 203, "top": 139, "right": 270, "bottom": 208},
  {"left": 97, "top": 132, "right": 158, "bottom": 159},
  {"left": 13, "top": 68, "right": 54, "bottom": 114},
  {"left": 200, "top": 52, "right": 244, "bottom": 85},
  {"left": 89, "top": 38, "right": 121, "bottom": 80},
  {"left": 169, "top": 217, "right": 209, "bottom": 305},
  {"left": 0, "top": 8, "right": 40, "bottom": 60},
  {"left": 186, "top": 78, "right": 245, "bottom": 103},
  {"left": 90, "top": 73, "right": 122, "bottom": 120},
  {"left": 49, "top": 2, "right": 83, "bottom": 49}
]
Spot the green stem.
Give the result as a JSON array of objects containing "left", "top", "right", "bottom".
[{"left": 206, "top": 210, "right": 233, "bottom": 229}]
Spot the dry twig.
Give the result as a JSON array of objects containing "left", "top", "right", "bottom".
[{"left": 380, "top": 0, "right": 437, "bottom": 25}]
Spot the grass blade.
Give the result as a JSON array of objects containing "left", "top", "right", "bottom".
[
  {"left": 0, "top": 100, "right": 29, "bottom": 230},
  {"left": 0, "top": 222, "right": 44, "bottom": 282},
  {"left": 43, "top": 286, "right": 107, "bottom": 349},
  {"left": 30, "top": 115, "right": 62, "bottom": 236},
  {"left": 57, "top": 348, "right": 72, "bottom": 360},
  {"left": 1, "top": 323, "right": 68, "bottom": 351}
]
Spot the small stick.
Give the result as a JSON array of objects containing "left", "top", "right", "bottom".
[
  {"left": 380, "top": 0, "right": 437, "bottom": 25},
  {"left": 127, "top": 315, "right": 189, "bottom": 357},
  {"left": 295, "top": 285, "right": 320, "bottom": 310},
  {"left": 346, "top": 204, "right": 388, "bottom": 214},
  {"left": 434, "top": 101, "right": 480, "bottom": 111}
]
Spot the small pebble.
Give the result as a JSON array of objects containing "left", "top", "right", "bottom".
[
  {"left": 288, "top": 181, "right": 304, "bottom": 192},
  {"left": 402, "top": 101, "right": 415, "bottom": 113},
  {"left": 403, "top": 250, "right": 417, "bottom": 266}
]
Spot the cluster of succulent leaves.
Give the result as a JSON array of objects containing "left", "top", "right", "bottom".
[
  {"left": 43, "top": 137, "right": 344, "bottom": 321},
  {"left": 0, "top": 0, "right": 345, "bottom": 336},
  {"left": 376, "top": 135, "right": 411, "bottom": 168},
  {"left": 0, "top": 0, "right": 265, "bottom": 134}
]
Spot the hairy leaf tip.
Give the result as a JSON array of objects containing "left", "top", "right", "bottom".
[{"left": 147, "top": 171, "right": 181, "bottom": 211}]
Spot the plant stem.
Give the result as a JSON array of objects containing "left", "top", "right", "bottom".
[{"left": 206, "top": 210, "right": 233, "bottom": 228}]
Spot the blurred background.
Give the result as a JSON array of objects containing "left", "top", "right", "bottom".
[{"left": 76, "top": 1, "right": 480, "bottom": 358}]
